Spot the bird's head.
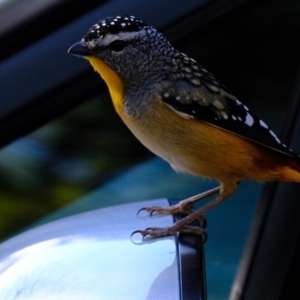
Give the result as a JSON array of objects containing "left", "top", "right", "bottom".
[{"left": 68, "top": 15, "right": 175, "bottom": 86}]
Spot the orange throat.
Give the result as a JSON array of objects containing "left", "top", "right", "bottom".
[{"left": 85, "top": 56, "right": 124, "bottom": 113}]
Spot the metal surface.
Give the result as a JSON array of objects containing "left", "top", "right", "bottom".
[
  {"left": 177, "top": 233, "right": 207, "bottom": 300},
  {"left": 0, "top": 200, "right": 180, "bottom": 300}
]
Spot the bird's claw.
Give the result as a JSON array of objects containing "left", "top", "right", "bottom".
[
  {"left": 137, "top": 206, "right": 172, "bottom": 217},
  {"left": 131, "top": 226, "right": 207, "bottom": 242},
  {"left": 137, "top": 206, "right": 207, "bottom": 229},
  {"left": 131, "top": 227, "right": 162, "bottom": 240},
  {"left": 137, "top": 204, "right": 195, "bottom": 217}
]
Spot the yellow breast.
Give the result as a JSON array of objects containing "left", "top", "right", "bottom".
[{"left": 86, "top": 56, "right": 124, "bottom": 114}]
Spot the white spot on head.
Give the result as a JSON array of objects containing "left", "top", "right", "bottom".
[
  {"left": 245, "top": 113, "right": 254, "bottom": 126},
  {"left": 164, "top": 93, "right": 169, "bottom": 98},
  {"left": 176, "top": 95, "right": 181, "bottom": 100},
  {"left": 259, "top": 119, "right": 268, "bottom": 129}
]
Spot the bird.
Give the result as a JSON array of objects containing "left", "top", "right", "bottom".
[{"left": 68, "top": 15, "right": 300, "bottom": 239}]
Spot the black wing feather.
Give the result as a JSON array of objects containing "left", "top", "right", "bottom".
[{"left": 161, "top": 52, "right": 300, "bottom": 161}]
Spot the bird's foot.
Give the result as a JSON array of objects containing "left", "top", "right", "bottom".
[
  {"left": 132, "top": 225, "right": 207, "bottom": 240},
  {"left": 133, "top": 209, "right": 207, "bottom": 241},
  {"left": 138, "top": 186, "right": 220, "bottom": 217},
  {"left": 138, "top": 200, "right": 194, "bottom": 216}
]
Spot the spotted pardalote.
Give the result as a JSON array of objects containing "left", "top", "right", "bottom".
[{"left": 68, "top": 15, "right": 300, "bottom": 239}]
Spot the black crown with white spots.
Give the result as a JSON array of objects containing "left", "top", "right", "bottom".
[{"left": 84, "top": 15, "right": 149, "bottom": 41}]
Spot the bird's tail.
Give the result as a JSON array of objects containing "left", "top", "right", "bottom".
[{"left": 281, "top": 158, "right": 300, "bottom": 183}]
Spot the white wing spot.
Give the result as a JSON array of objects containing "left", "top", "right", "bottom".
[
  {"left": 259, "top": 119, "right": 268, "bottom": 129},
  {"left": 232, "top": 115, "right": 237, "bottom": 120},
  {"left": 238, "top": 116, "right": 242, "bottom": 121},
  {"left": 269, "top": 130, "right": 281, "bottom": 144},
  {"left": 164, "top": 93, "right": 169, "bottom": 98},
  {"left": 236, "top": 100, "right": 242, "bottom": 105},
  {"left": 243, "top": 105, "right": 249, "bottom": 111},
  {"left": 245, "top": 112, "right": 254, "bottom": 126},
  {"left": 191, "top": 78, "right": 201, "bottom": 85}
]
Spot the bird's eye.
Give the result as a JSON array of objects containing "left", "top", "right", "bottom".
[{"left": 108, "top": 40, "right": 127, "bottom": 52}]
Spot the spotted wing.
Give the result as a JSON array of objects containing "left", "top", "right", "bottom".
[{"left": 160, "top": 53, "right": 300, "bottom": 160}]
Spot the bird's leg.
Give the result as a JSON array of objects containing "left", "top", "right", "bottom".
[
  {"left": 134, "top": 192, "right": 228, "bottom": 239},
  {"left": 138, "top": 186, "right": 220, "bottom": 216}
]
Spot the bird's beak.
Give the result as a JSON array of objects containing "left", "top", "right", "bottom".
[{"left": 68, "top": 41, "right": 94, "bottom": 57}]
